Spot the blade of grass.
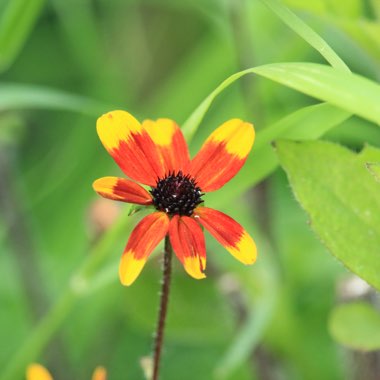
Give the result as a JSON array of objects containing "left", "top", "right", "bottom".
[
  {"left": 183, "top": 61, "right": 380, "bottom": 142},
  {"left": 0, "top": 83, "right": 115, "bottom": 116},
  {"left": 259, "top": 0, "right": 350, "bottom": 73},
  {"left": 252, "top": 63, "right": 380, "bottom": 125}
]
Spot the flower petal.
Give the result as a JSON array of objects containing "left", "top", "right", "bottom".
[
  {"left": 26, "top": 364, "right": 53, "bottom": 380},
  {"left": 190, "top": 119, "right": 255, "bottom": 192},
  {"left": 142, "top": 118, "right": 190, "bottom": 174},
  {"left": 194, "top": 207, "right": 257, "bottom": 265},
  {"left": 169, "top": 215, "right": 206, "bottom": 279},
  {"left": 119, "top": 212, "right": 169, "bottom": 286},
  {"left": 93, "top": 176, "right": 153, "bottom": 205},
  {"left": 92, "top": 367, "right": 107, "bottom": 380},
  {"left": 97, "top": 110, "right": 164, "bottom": 186}
]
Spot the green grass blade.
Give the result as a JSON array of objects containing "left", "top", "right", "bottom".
[
  {"left": 0, "top": 0, "right": 46, "bottom": 72},
  {"left": 183, "top": 62, "right": 379, "bottom": 142},
  {"left": 259, "top": 0, "right": 350, "bottom": 72},
  {"left": 182, "top": 70, "right": 249, "bottom": 141},
  {"left": 253, "top": 63, "right": 380, "bottom": 125}
]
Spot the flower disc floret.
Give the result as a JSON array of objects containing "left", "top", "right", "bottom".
[{"left": 150, "top": 171, "right": 203, "bottom": 216}]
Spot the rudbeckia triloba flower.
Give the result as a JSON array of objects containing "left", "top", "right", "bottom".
[
  {"left": 26, "top": 363, "right": 107, "bottom": 380},
  {"left": 93, "top": 111, "right": 257, "bottom": 286}
]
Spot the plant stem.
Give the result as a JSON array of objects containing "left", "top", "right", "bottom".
[{"left": 152, "top": 236, "right": 172, "bottom": 380}]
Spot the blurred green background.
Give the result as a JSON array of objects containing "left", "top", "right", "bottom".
[{"left": 1, "top": 0, "right": 380, "bottom": 379}]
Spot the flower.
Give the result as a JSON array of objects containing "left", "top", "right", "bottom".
[
  {"left": 93, "top": 111, "right": 257, "bottom": 286},
  {"left": 26, "top": 363, "right": 107, "bottom": 380}
]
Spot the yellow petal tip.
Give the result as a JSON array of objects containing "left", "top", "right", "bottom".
[
  {"left": 142, "top": 118, "right": 177, "bottom": 146},
  {"left": 119, "top": 251, "right": 146, "bottom": 286},
  {"left": 96, "top": 110, "right": 142, "bottom": 150},
  {"left": 211, "top": 119, "right": 255, "bottom": 158},
  {"left": 26, "top": 364, "right": 53, "bottom": 380},
  {"left": 183, "top": 257, "right": 206, "bottom": 280},
  {"left": 92, "top": 366, "right": 107, "bottom": 380},
  {"left": 230, "top": 232, "right": 257, "bottom": 265}
]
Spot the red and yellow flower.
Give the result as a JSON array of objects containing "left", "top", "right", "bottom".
[{"left": 93, "top": 111, "right": 257, "bottom": 286}]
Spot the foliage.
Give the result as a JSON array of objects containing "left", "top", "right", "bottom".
[{"left": 0, "top": 0, "right": 379, "bottom": 379}]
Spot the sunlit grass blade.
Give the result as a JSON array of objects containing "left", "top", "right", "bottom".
[
  {"left": 259, "top": 0, "right": 350, "bottom": 72},
  {"left": 0, "top": 84, "right": 114, "bottom": 115},
  {"left": 0, "top": 0, "right": 46, "bottom": 72},
  {"left": 253, "top": 63, "right": 380, "bottom": 125},
  {"left": 183, "top": 61, "right": 379, "bottom": 144},
  {"left": 181, "top": 70, "right": 249, "bottom": 141}
]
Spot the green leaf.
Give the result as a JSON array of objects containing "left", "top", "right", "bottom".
[
  {"left": 329, "top": 302, "right": 380, "bottom": 351},
  {"left": 275, "top": 140, "right": 380, "bottom": 291},
  {"left": 359, "top": 145, "right": 380, "bottom": 164},
  {"left": 0, "top": 0, "right": 46, "bottom": 72},
  {"left": 366, "top": 163, "right": 380, "bottom": 183},
  {"left": 0, "top": 83, "right": 113, "bottom": 115},
  {"left": 360, "top": 145, "right": 380, "bottom": 183}
]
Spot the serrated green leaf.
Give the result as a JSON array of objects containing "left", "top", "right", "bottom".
[
  {"left": 366, "top": 163, "right": 380, "bottom": 182},
  {"left": 360, "top": 146, "right": 380, "bottom": 183},
  {"left": 276, "top": 140, "right": 380, "bottom": 291},
  {"left": 329, "top": 302, "right": 380, "bottom": 351}
]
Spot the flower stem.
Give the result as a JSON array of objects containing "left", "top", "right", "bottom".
[{"left": 152, "top": 236, "right": 172, "bottom": 380}]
